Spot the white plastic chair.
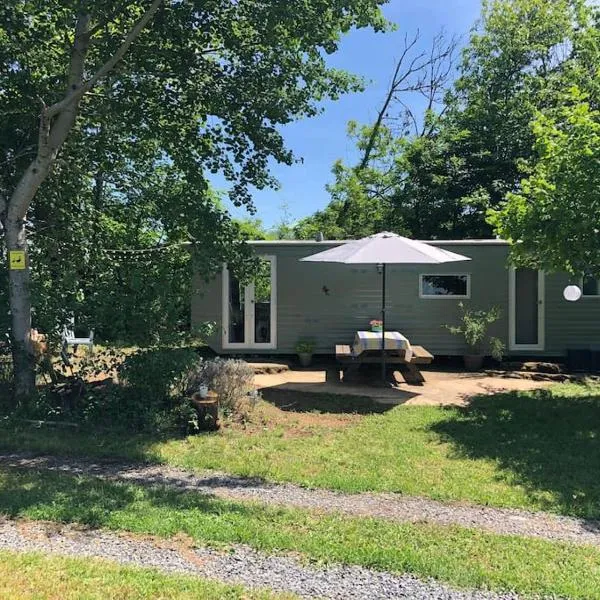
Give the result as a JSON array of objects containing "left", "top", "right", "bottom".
[{"left": 61, "top": 320, "right": 94, "bottom": 355}]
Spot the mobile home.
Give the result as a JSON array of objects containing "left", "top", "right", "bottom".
[{"left": 192, "top": 239, "right": 600, "bottom": 358}]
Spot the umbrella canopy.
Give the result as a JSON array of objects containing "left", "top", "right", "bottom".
[
  {"left": 300, "top": 232, "right": 471, "bottom": 265},
  {"left": 300, "top": 232, "right": 471, "bottom": 383}
]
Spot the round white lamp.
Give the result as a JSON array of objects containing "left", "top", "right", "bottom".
[{"left": 563, "top": 284, "right": 582, "bottom": 302}]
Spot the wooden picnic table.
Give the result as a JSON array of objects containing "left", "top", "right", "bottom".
[{"left": 329, "top": 330, "right": 433, "bottom": 385}]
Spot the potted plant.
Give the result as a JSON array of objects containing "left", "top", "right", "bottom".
[
  {"left": 369, "top": 319, "right": 383, "bottom": 332},
  {"left": 445, "top": 302, "right": 505, "bottom": 371},
  {"left": 295, "top": 338, "right": 316, "bottom": 367}
]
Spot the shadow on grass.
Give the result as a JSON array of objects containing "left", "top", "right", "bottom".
[
  {"left": 260, "top": 388, "right": 395, "bottom": 414},
  {"left": 0, "top": 425, "right": 176, "bottom": 465},
  {"left": 430, "top": 386, "right": 600, "bottom": 519},
  {"left": 0, "top": 467, "right": 267, "bottom": 531}
]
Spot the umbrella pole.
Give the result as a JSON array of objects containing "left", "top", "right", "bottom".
[{"left": 381, "top": 263, "right": 386, "bottom": 383}]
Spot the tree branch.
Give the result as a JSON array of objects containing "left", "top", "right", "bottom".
[
  {"left": 357, "top": 29, "right": 458, "bottom": 168},
  {"left": 8, "top": 1, "right": 162, "bottom": 224},
  {"left": 37, "top": 99, "right": 51, "bottom": 159},
  {"left": 47, "top": 0, "right": 163, "bottom": 119},
  {"left": 357, "top": 31, "right": 421, "bottom": 170}
]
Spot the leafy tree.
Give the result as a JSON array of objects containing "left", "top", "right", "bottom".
[
  {"left": 271, "top": 202, "right": 296, "bottom": 240},
  {"left": 489, "top": 88, "right": 600, "bottom": 276},
  {"left": 295, "top": 122, "right": 402, "bottom": 239},
  {"left": 234, "top": 218, "right": 271, "bottom": 241},
  {"left": 299, "top": 0, "right": 596, "bottom": 241},
  {"left": 0, "top": 0, "right": 386, "bottom": 398},
  {"left": 434, "top": 0, "right": 580, "bottom": 234}
]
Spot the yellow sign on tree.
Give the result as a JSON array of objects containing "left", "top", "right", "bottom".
[{"left": 9, "top": 250, "right": 26, "bottom": 270}]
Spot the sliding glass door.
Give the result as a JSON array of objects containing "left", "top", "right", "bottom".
[{"left": 222, "top": 256, "right": 276, "bottom": 349}]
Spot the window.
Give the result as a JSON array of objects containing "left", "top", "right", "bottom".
[
  {"left": 420, "top": 274, "right": 470, "bottom": 298},
  {"left": 582, "top": 274, "right": 600, "bottom": 297}
]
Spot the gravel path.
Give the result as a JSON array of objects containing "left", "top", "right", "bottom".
[
  {"left": 1, "top": 452, "right": 598, "bottom": 548},
  {"left": 0, "top": 518, "right": 520, "bottom": 599}
]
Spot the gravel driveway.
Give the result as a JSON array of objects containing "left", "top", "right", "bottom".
[
  {"left": 1, "top": 452, "right": 598, "bottom": 547},
  {"left": 0, "top": 518, "right": 521, "bottom": 600}
]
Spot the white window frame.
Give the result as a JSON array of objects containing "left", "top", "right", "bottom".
[
  {"left": 222, "top": 255, "right": 277, "bottom": 350},
  {"left": 419, "top": 273, "right": 471, "bottom": 299},
  {"left": 508, "top": 267, "right": 545, "bottom": 351},
  {"left": 580, "top": 275, "right": 600, "bottom": 298}
]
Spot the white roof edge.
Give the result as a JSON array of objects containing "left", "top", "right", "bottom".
[
  {"left": 421, "top": 239, "right": 509, "bottom": 246},
  {"left": 248, "top": 238, "right": 509, "bottom": 246}
]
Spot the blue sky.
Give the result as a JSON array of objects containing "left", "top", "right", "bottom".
[{"left": 221, "top": 0, "right": 483, "bottom": 229}]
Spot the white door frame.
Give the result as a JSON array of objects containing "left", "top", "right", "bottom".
[
  {"left": 222, "top": 255, "right": 277, "bottom": 350},
  {"left": 508, "top": 267, "right": 545, "bottom": 351}
]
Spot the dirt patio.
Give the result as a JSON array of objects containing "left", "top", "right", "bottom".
[{"left": 254, "top": 368, "right": 553, "bottom": 406}]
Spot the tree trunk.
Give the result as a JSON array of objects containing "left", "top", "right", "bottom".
[
  {"left": 5, "top": 217, "right": 35, "bottom": 400},
  {"left": 0, "top": 3, "right": 161, "bottom": 402}
]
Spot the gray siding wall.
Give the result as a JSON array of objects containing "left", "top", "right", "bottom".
[
  {"left": 192, "top": 242, "right": 508, "bottom": 355},
  {"left": 544, "top": 272, "right": 600, "bottom": 354},
  {"left": 191, "top": 241, "right": 600, "bottom": 356}
]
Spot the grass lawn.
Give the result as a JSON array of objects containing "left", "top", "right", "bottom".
[
  {"left": 2, "top": 382, "right": 600, "bottom": 518},
  {"left": 1, "top": 467, "right": 600, "bottom": 599},
  {"left": 0, "top": 550, "right": 290, "bottom": 599}
]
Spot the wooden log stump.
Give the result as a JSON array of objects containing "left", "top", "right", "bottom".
[{"left": 191, "top": 391, "right": 219, "bottom": 431}]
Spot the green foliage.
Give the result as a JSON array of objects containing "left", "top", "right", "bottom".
[
  {"left": 118, "top": 347, "right": 199, "bottom": 403},
  {"left": 90, "top": 346, "right": 201, "bottom": 432},
  {"left": 445, "top": 302, "right": 505, "bottom": 359},
  {"left": 490, "top": 87, "right": 600, "bottom": 275},
  {"left": 295, "top": 338, "right": 316, "bottom": 353},
  {"left": 234, "top": 218, "right": 271, "bottom": 241},
  {"left": 298, "top": 0, "right": 598, "bottom": 241},
  {"left": 7, "top": 347, "right": 202, "bottom": 432},
  {"left": 0, "top": 0, "right": 387, "bottom": 359},
  {"left": 295, "top": 122, "right": 402, "bottom": 240}
]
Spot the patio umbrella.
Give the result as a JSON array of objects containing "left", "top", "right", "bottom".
[{"left": 300, "top": 232, "right": 471, "bottom": 381}]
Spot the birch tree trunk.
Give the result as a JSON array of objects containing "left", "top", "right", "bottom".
[
  {"left": 3, "top": 1, "right": 162, "bottom": 401},
  {"left": 5, "top": 219, "right": 35, "bottom": 399},
  {"left": 6, "top": 148, "right": 64, "bottom": 398}
]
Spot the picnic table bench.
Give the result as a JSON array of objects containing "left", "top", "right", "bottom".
[{"left": 328, "top": 331, "right": 433, "bottom": 385}]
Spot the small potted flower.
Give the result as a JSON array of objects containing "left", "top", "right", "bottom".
[
  {"left": 295, "top": 338, "right": 316, "bottom": 367},
  {"left": 369, "top": 319, "right": 383, "bottom": 332}
]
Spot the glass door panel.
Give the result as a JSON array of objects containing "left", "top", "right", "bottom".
[
  {"left": 223, "top": 256, "right": 276, "bottom": 349},
  {"left": 227, "top": 273, "right": 245, "bottom": 344},
  {"left": 253, "top": 258, "right": 272, "bottom": 344}
]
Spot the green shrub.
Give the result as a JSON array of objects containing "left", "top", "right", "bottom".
[
  {"left": 108, "top": 347, "right": 200, "bottom": 431},
  {"left": 118, "top": 347, "right": 199, "bottom": 402},
  {"left": 0, "top": 357, "right": 12, "bottom": 409},
  {"left": 4, "top": 347, "right": 202, "bottom": 434},
  {"left": 445, "top": 302, "right": 505, "bottom": 360},
  {"left": 295, "top": 338, "right": 316, "bottom": 353}
]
